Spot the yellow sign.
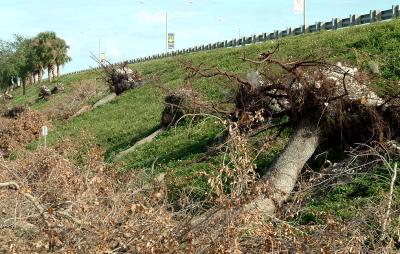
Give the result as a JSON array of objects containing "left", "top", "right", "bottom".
[
  {"left": 168, "top": 33, "right": 174, "bottom": 49},
  {"left": 100, "top": 53, "right": 106, "bottom": 64}
]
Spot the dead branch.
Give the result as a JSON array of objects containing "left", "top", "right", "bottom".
[
  {"left": 0, "top": 181, "right": 45, "bottom": 214},
  {"left": 380, "top": 162, "right": 397, "bottom": 241}
]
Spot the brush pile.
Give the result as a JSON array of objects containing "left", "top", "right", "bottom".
[{"left": 97, "top": 61, "right": 142, "bottom": 95}]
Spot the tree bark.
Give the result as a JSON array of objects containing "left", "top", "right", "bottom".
[
  {"left": 38, "top": 70, "right": 42, "bottom": 83},
  {"left": 247, "top": 119, "right": 321, "bottom": 215},
  {"left": 22, "top": 80, "right": 26, "bottom": 95},
  {"left": 56, "top": 64, "right": 60, "bottom": 78},
  {"left": 47, "top": 66, "right": 52, "bottom": 82}
]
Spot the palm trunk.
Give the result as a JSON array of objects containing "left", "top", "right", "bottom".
[
  {"left": 47, "top": 66, "right": 52, "bottom": 82},
  {"left": 38, "top": 69, "right": 42, "bottom": 83},
  {"left": 51, "top": 65, "right": 56, "bottom": 79},
  {"left": 22, "top": 80, "right": 26, "bottom": 95},
  {"left": 56, "top": 64, "right": 60, "bottom": 78}
]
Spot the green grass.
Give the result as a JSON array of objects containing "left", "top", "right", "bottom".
[
  {"left": 11, "top": 70, "right": 100, "bottom": 108},
  {"left": 10, "top": 18, "right": 400, "bottom": 204},
  {"left": 295, "top": 164, "right": 400, "bottom": 226}
]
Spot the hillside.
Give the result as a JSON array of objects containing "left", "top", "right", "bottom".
[{"left": 1, "top": 18, "right": 400, "bottom": 253}]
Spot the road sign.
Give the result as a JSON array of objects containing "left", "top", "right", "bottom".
[
  {"left": 294, "top": 0, "right": 304, "bottom": 14},
  {"left": 100, "top": 53, "right": 106, "bottom": 64},
  {"left": 168, "top": 33, "right": 174, "bottom": 49}
]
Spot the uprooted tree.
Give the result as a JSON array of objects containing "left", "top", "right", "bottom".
[
  {"left": 167, "top": 45, "right": 400, "bottom": 216},
  {"left": 92, "top": 55, "right": 143, "bottom": 95}
]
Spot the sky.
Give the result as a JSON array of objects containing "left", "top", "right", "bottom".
[{"left": 0, "top": 0, "right": 398, "bottom": 74}]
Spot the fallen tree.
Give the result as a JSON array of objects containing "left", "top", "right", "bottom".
[
  {"left": 92, "top": 56, "right": 143, "bottom": 95},
  {"left": 173, "top": 45, "right": 400, "bottom": 216}
]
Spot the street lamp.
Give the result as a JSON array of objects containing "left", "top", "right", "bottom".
[{"left": 138, "top": 1, "right": 193, "bottom": 54}]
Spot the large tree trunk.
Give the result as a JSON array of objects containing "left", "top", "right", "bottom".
[
  {"left": 192, "top": 119, "right": 321, "bottom": 229},
  {"left": 47, "top": 66, "right": 52, "bottom": 82},
  {"left": 38, "top": 70, "right": 42, "bottom": 83},
  {"left": 247, "top": 119, "right": 321, "bottom": 215},
  {"left": 22, "top": 80, "right": 26, "bottom": 95},
  {"left": 56, "top": 64, "right": 60, "bottom": 78},
  {"left": 51, "top": 65, "right": 56, "bottom": 79}
]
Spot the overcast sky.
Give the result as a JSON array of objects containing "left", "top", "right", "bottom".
[{"left": 0, "top": 0, "right": 398, "bottom": 73}]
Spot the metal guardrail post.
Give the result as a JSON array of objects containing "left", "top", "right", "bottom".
[
  {"left": 316, "top": 22, "right": 322, "bottom": 32},
  {"left": 355, "top": 15, "right": 361, "bottom": 25},
  {"left": 350, "top": 14, "right": 356, "bottom": 26},
  {"left": 371, "top": 10, "right": 378, "bottom": 22},
  {"left": 274, "top": 30, "right": 279, "bottom": 39},
  {"left": 333, "top": 18, "right": 338, "bottom": 30}
]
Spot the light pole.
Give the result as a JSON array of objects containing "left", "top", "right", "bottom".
[
  {"left": 165, "top": 11, "right": 167, "bottom": 53},
  {"left": 304, "top": 0, "right": 307, "bottom": 29},
  {"left": 139, "top": 1, "right": 193, "bottom": 54}
]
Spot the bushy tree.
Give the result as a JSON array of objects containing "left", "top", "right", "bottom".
[
  {"left": 0, "top": 37, "right": 19, "bottom": 91},
  {"left": 0, "top": 31, "right": 71, "bottom": 94}
]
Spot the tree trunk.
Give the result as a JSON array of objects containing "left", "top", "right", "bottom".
[
  {"left": 22, "top": 80, "right": 26, "bottom": 95},
  {"left": 52, "top": 65, "right": 56, "bottom": 79},
  {"left": 247, "top": 119, "right": 321, "bottom": 215},
  {"left": 38, "top": 70, "right": 42, "bottom": 83},
  {"left": 56, "top": 64, "right": 60, "bottom": 78},
  {"left": 47, "top": 66, "right": 52, "bottom": 82}
]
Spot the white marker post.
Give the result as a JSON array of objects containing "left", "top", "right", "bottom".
[{"left": 42, "top": 126, "right": 48, "bottom": 148}]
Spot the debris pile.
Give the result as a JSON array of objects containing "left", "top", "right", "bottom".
[
  {"left": 50, "top": 83, "right": 65, "bottom": 94},
  {"left": 161, "top": 88, "right": 206, "bottom": 128},
  {"left": 3, "top": 106, "right": 25, "bottom": 118},
  {"left": 0, "top": 109, "right": 48, "bottom": 156},
  {"left": 95, "top": 59, "right": 143, "bottom": 95},
  {"left": 38, "top": 85, "right": 52, "bottom": 99}
]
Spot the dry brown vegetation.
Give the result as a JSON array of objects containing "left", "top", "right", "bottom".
[
  {"left": 0, "top": 109, "right": 48, "bottom": 157},
  {"left": 1, "top": 48, "right": 399, "bottom": 253},
  {"left": 0, "top": 127, "right": 398, "bottom": 253},
  {"left": 41, "top": 80, "right": 105, "bottom": 120}
]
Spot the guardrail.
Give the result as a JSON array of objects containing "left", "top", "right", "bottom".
[{"left": 64, "top": 4, "right": 400, "bottom": 76}]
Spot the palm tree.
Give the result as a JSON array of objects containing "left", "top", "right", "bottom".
[
  {"left": 53, "top": 38, "right": 71, "bottom": 78},
  {"left": 32, "top": 32, "right": 56, "bottom": 82}
]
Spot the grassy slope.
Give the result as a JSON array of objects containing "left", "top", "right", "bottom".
[{"left": 10, "top": 19, "right": 400, "bottom": 214}]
